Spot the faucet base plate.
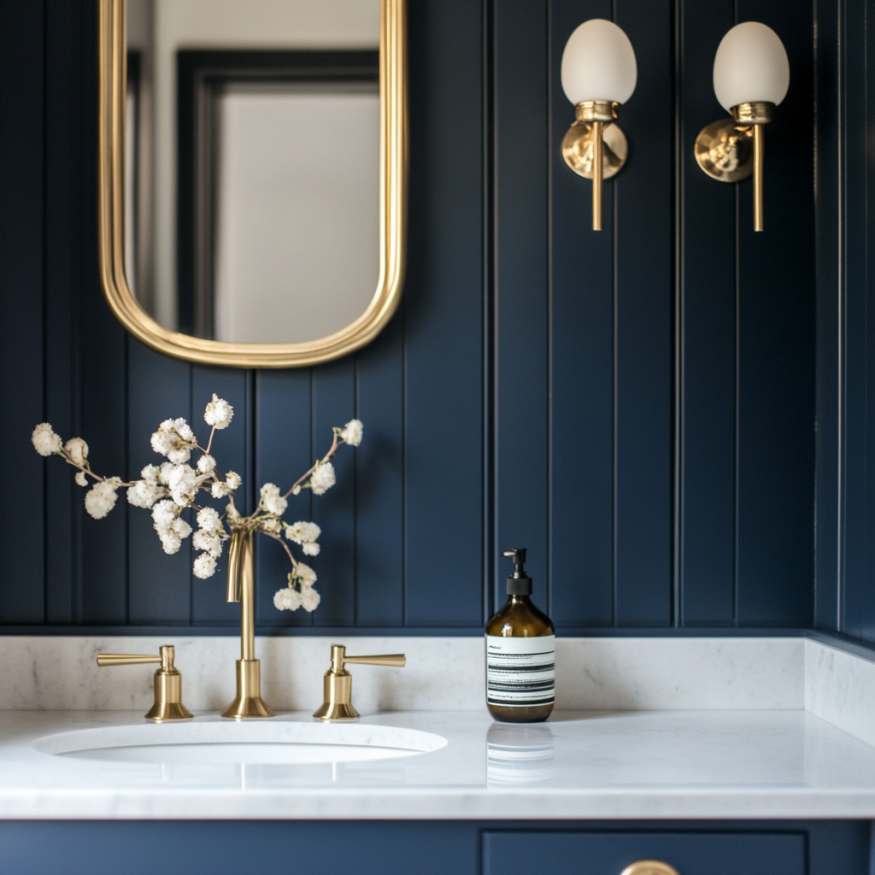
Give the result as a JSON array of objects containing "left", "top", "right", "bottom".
[{"left": 221, "top": 659, "right": 275, "bottom": 720}]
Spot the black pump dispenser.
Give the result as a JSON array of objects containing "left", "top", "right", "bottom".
[{"left": 503, "top": 548, "right": 533, "bottom": 595}]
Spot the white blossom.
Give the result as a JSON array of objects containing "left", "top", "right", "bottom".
[
  {"left": 260, "top": 482, "right": 287, "bottom": 516},
  {"left": 84, "top": 479, "right": 120, "bottom": 520},
  {"left": 274, "top": 587, "right": 302, "bottom": 611},
  {"left": 150, "top": 418, "right": 194, "bottom": 464},
  {"left": 193, "top": 553, "right": 217, "bottom": 579},
  {"left": 309, "top": 461, "right": 336, "bottom": 495},
  {"left": 197, "top": 454, "right": 216, "bottom": 473},
  {"left": 295, "top": 562, "right": 317, "bottom": 587},
  {"left": 193, "top": 529, "right": 222, "bottom": 558},
  {"left": 204, "top": 394, "right": 234, "bottom": 430},
  {"left": 225, "top": 471, "right": 241, "bottom": 490},
  {"left": 196, "top": 507, "right": 222, "bottom": 533},
  {"left": 260, "top": 517, "right": 281, "bottom": 533},
  {"left": 285, "top": 520, "right": 321, "bottom": 545},
  {"left": 302, "top": 541, "right": 321, "bottom": 556},
  {"left": 32, "top": 423, "right": 61, "bottom": 456},
  {"left": 340, "top": 419, "right": 363, "bottom": 447},
  {"left": 301, "top": 586, "right": 321, "bottom": 612},
  {"left": 75, "top": 471, "right": 88, "bottom": 488},
  {"left": 64, "top": 437, "right": 89, "bottom": 465},
  {"left": 127, "top": 479, "right": 165, "bottom": 509},
  {"left": 167, "top": 464, "right": 197, "bottom": 507},
  {"left": 171, "top": 516, "right": 192, "bottom": 539},
  {"left": 159, "top": 530, "right": 182, "bottom": 554},
  {"left": 141, "top": 464, "right": 161, "bottom": 484},
  {"left": 292, "top": 484, "right": 301, "bottom": 495},
  {"left": 211, "top": 481, "right": 232, "bottom": 499},
  {"left": 151, "top": 499, "right": 177, "bottom": 532}
]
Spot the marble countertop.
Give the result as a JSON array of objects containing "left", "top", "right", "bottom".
[{"left": 2, "top": 708, "right": 875, "bottom": 820}]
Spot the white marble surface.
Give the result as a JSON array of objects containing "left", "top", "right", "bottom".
[
  {"left": 805, "top": 637, "right": 875, "bottom": 748},
  {"left": 0, "top": 709, "right": 874, "bottom": 819},
  {"left": 0, "top": 635, "right": 804, "bottom": 713}
]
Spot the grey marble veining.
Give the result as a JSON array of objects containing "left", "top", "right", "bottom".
[
  {"left": 0, "top": 635, "right": 805, "bottom": 713},
  {"left": 1, "top": 709, "right": 875, "bottom": 819}
]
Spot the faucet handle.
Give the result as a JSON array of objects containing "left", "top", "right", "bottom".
[
  {"left": 314, "top": 645, "right": 406, "bottom": 722},
  {"left": 97, "top": 644, "right": 193, "bottom": 722}
]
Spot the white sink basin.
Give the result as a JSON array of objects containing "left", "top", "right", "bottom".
[{"left": 33, "top": 720, "right": 447, "bottom": 765}]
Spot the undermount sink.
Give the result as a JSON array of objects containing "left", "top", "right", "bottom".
[{"left": 32, "top": 720, "right": 447, "bottom": 765}]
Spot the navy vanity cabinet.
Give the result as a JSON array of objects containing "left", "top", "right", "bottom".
[
  {"left": 0, "top": 821, "right": 868, "bottom": 875},
  {"left": 483, "top": 831, "right": 806, "bottom": 875}
]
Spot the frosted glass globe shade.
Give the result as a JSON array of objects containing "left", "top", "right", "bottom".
[
  {"left": 713, "top": 22, "right": 790, "bottom": 111},
  {"left": 561, "top": 19, "right": 637, "bottom": 105}
]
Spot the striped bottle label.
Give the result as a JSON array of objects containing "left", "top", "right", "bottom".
[{"left": 486, "top": 634, "right": 555, "bottom": 707}]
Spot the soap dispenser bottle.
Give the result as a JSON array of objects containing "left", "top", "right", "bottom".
[{"left": 485, "top": 548, "right": 555, "bottom": 723}]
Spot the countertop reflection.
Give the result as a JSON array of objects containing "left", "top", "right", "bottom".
[{"left": 1, "top": 709, "right": 875, "bottom": 819}]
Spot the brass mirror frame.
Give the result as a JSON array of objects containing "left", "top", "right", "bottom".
[{"left": 97, "top": 0, "right": 407, "bottom": 368}]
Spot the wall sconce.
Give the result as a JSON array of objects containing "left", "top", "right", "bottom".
[
  {"left": 561, "top": 19, "right": 637, "bottom": 231},
  {"left": 694, "top": 22, "right": 789, "bottom": 232}
]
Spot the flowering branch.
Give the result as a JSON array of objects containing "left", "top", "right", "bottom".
[{"left": 32, "top": 395, "right": 363, "bottom": 614}]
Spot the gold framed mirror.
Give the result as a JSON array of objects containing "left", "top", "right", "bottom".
[{"left": 97, "top": 0, "right": 407, "bottom": 368}]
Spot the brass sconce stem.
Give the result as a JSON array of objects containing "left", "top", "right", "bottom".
[
  {"left": 752, "top": 122, "right": 764, "bottom": 232},
  {"left": 592, "top": 121, "right": 604, "bottom": 231},
  {"left": 222, "top": 529, "right": 275, "bottom": 719},
  {"left": 694, "top": 101, "right": 774, "bottom": 232},
  {"left": 563, "top": 100, "right": 625, "bottom": 231}
]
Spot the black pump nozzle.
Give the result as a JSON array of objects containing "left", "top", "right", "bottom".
[{"left": 502, "top": 548, "right": 532, "bottom": 595}]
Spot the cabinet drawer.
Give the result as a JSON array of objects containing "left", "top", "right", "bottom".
[{"left": 483, "top": 831, "right": 805, "bottom": 875}]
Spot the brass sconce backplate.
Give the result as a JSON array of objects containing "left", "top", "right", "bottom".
[
  {"left": 562, "top": 121, "right": 628, "bottom": 180},
  {"left": 694, "top": 118, "right": 754, "bottom": 183}
]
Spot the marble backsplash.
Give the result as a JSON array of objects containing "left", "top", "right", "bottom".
[{"left": 0, "top": 635, "right": 804, "bottom": 715}]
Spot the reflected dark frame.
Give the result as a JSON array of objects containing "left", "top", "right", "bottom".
[{"left": 175, "top": 50, "right": 380, "bottom": 339}]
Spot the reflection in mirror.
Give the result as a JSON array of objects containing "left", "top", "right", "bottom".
[{"left": 125, "top": 0, "right": 380, "bottom": 344}]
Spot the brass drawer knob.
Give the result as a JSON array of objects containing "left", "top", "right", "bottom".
[
  {"left": 97, "top": 644, "right": 193, "bottom": 722},
  {"left": 621, "top": 863, "right": 680, "bottom": 875}
]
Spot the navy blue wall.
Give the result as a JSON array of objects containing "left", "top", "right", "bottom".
[
  {"left": 814, "top": 0, "right": 875, "bottom": 646},
  {"left": 0, "top": 0, "right": 817, "bottom": 635}
]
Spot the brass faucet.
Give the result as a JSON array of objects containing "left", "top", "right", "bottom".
[
  {"left": 222, "top": 529, "right": 275, "bottom": 719},
  {"left": 313, "top": 644, "right": 406, "bottom": 721},
  {"left": 97, "top": 644, "right": 193, "bottom": 722}
]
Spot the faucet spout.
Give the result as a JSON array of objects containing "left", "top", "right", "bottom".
[{"left": 221, "top": 529, "right": 274, "bottom": 719}]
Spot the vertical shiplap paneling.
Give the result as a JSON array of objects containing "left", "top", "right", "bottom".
[
  {"left": 190, "top": 366, "right": 251, "bottom": 625},
  {"left": 77, "top": 0, "right": 128, "bottom": 625},
  {"left": 735, "top": 0, "right": 816, "bottom": 625},
  {"left": 44, "top": 0, "right": 83, "bottom": 624},
  {"left": 403, "top": 0, "right": 483, "bottom": 626},
  {"left": 549, "top": 0, "right": 615, "bottom": 627},
  {"left": 814, "top": 0, "right": 841, "bottom": 632},
  {"left": 677, "top": 1, "right": 738, "bottom": 624},
  {"left": 0, "top": 0, "right": 46, "bottom": 623},
  {"left": 862, "top": 0, "right": 875, "bottom": 646},
  {"left": 494, "top": 0, "right": 549, "bottom": 610},
  {"left": 355, "top": 318, "right": 405, "bottom": 626},
  {"left": 840, "top": 0, "right": 868, "bottom": 641},
  {"left": 254, "top": 369, "right": 313, "bottom": 628},
  {"left": 311, "top": 360, "right": 357, "bottom": 627},
  {"left": 126, "top": 342, "right": 192, "bottom": 624},
  {"left": 613, "top": 0, "right": 673, "bottom": 625}
]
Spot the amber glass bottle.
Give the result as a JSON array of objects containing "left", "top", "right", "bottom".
[{"left": 485, "top": 549, "right": 555, "bottom": 723}]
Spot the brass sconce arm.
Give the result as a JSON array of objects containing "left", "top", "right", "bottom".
[
  {"left": 97, "top": 644, "right": 193, "bottom": 722},
  {"left": 313, "top": 644, "right": 406, "bottom": 722},
  {"left": 562, "top": 100, "right": 628, "bottom": 231},
  {"left": 695, "top": 101, "right": 774, "bottom": 232}
]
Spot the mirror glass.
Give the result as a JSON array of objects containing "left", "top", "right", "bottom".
[{"left": 125, "top": 0, "right": 380, "bottom": 344}]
